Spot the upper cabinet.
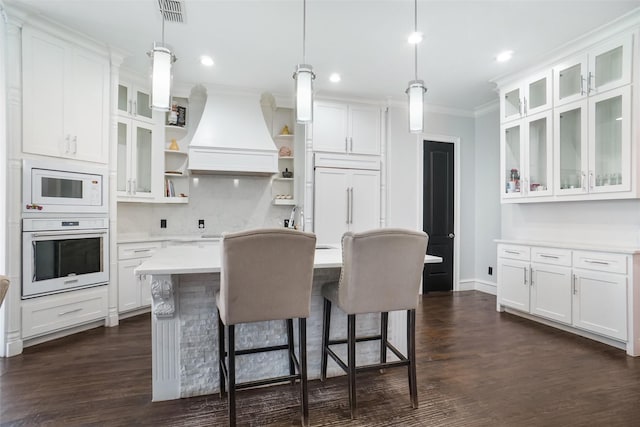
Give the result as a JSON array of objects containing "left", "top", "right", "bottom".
[
  {"left": 312, "top": 101, "right": 381, "bottom": 155},
  {"left": 22, "top": 27, "right": 110, "bottom": 163},
  {"left": 117, "top": 83, "right": 154, "bottom": 124},
  {"left": 553, "top": 33, "right": 632, "bottom": 107},
  {"left": 498, "top": 27, "right": 637, "bottom": 204},
  {"left": 500, "top": 70, "right": 552, "bottom": 123}
]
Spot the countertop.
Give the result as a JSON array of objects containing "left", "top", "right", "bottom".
[
  {"left": 118, "top": 233, "right": 222, "bottom": 244},
  {"left": 136, "top": 244, "right": 443, "bottom": 275},
  {"left": 495, "top": 239, "right": 640, "bottom": 255}
]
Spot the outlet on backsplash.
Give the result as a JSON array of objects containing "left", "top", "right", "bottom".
[
  {"left": 198, "top": 219, "right": 205, "bottom": 230},
  {"left": 160, "top": 219, "right": 167, "bottom": 229}
]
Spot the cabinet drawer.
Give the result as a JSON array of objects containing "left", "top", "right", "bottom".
[
  {"left": 118, "top": 241, "right": 163, "bottom": 260},
  {"left": 531, "top": 247, "right": 572, "bottom": 266},
  {"left": 573, "top": 251, "right": 627, "bottom": 274},
  {"left": 22, "top": 286, "right": 108, "bottom": 339},
  {"left": 498, "top": 244, "right": 531, "bottom": 261}
]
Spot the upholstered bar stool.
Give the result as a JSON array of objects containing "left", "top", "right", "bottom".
[
  {"left": 216, "top": 228, "right": 316, "bottom": 427},
  {"left": 320, "top": 228, "right": 429, "bottom": 419},
  {"left": 0, "top": 275, "right": 9, "bottom": 307}
]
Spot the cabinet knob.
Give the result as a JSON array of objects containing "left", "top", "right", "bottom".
[{"left": 448, "top": 233, "right": 455, "bottom": 239}]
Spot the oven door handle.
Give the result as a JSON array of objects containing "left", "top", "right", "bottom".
[{"left": 31, "top": 230, "right": 108, "bottom": 238}]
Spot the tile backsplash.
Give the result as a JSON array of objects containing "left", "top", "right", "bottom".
[{"left": 117, "top": 175, "right": 292, "bottom": 236}]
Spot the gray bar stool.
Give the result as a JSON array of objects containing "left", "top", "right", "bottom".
[
  {"left": 216, "top": 228, "right": 316, "bottom": 427},
  {"left": 320, "top": 228, "right": 429, "bottom": 419}
]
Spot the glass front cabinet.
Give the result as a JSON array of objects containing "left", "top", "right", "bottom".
[
  {"left": 501, "top": 111, "right": 553, "bottom": 201},
  {"left": 500, "top": 28, "right": 635, "bottom": 204}
]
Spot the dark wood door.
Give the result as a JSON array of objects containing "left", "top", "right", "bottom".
[{"left": 423, "top": 140, "right": 454, "bottom": 292}]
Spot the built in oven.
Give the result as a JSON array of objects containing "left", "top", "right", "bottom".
[{"left": 22, "top": 218, "right": 109, "bottom": 299}]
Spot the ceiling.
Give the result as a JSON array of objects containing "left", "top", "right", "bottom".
[{"left": 5, "top": 0, "right": 640, "bottom": 112}]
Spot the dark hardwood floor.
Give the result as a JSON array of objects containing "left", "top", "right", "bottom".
[{"left": 2, "top": 291, "right": 639, "bottom": 426}]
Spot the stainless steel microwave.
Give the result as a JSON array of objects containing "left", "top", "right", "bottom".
[{"left": 23, "top": 160, "right": 108, "bottom": 214}]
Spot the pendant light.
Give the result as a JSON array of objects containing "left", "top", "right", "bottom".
[
  {"left": 148, "top": 6, "right": 177, "bottom": 111},
  {"left": 406, "top": 0, "right": 427, "bottom": 133},
  {"left": 293, "top": 0, "right": 315, "bottom": 123}
]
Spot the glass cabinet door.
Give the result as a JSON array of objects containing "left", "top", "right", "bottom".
[
  {"left": 116, "top": 120, "right": 130, "bottom": 194},
  {"left": 135, "top": 89, "right": 153, "bottom": 121},
  {"left": 117, "top": 84, "right": 130, "bottom": 116},
  {"left": 554, "top": 102, "right": 588, "bottom": 195},
  {"left": 502, "top": 123, "right": 523, "bottom": 197},
  {"left": 589, "top": 34, "right": 631, "bottom": 95},
  {"left": 525, "top": 112, "right": 552, "bottom": 197},
  {"left": 501, "top": 86, "right": 522, "bottom": 123},
  {"left": 588, "top": 86, "right": 631, "bottom": 193},
  {"left": 525, "top": 70, "right": 552, "bottom": 116},
  {"left": 133, "top": 123, "right": 153, "bottom": 195},
  {"left": 554, "top": 54, "right": 588, "bottom": 107}
]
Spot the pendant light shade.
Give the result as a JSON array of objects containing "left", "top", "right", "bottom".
[
  {"left": 294, "top": 64, "right": 314, "bottom": 123},
  {"left": 293, "top": 0, "right": 315, "bottom": 124},
  {"left": 407, "top": 80, "right": 426, "bottom": 133},
  {"left": 406, "top": 0, "right": 427, "bottom": 133},
  {"left": 149, "top": 42, "right": 175, "bottom": 111}
]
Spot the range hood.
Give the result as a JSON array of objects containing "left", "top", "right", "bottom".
[{"left": 188, "top": 88, "right": 278, "bottom": 175}]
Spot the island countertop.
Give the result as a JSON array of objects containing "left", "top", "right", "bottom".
[{"left": 136, "top": 244, "right": 443, "bottom": 275}]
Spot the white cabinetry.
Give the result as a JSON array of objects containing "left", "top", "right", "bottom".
[
  {"left": 572, "top": 251, "right": 628, "bottom": 341},
  {"left": 22, "top": 26, "right": 109, "bottom": 163},
  {"left": 500, "top": 70, "right": 552, "bottom": 123},
  {"left": 501, "top": 111, "right": 553, "bottom": 200},
  {"left": 314, "top": 154, "right": 380, "bottom": 245},
  {"left": 313, "top": 101, "right": 381, "bottom": 155},
  {"left": 117, "top": 242, "right": 162, "bottom": 313},
  {"left": 116, "top": 118, "right": 156, "bottom": 199},
  {"left": 117, "top": 82, "right": 154, "bottom": 123},
  {"left": 21, "top": 286, "right": 108, "bottom": 339},
  {"left": 553, "top": 33, "right": 632, "bottom": 106},
  {"left": 497, "top": 241, "right": 639, "bottom": 356}
]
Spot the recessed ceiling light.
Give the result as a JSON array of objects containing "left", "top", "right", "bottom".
[
  {"left": 407, "top": 31, "right": 423, "bottom": 44},
  {"left": 200, "top": 55, "right": 214, "bottom": 67},
  {"left": 329, "top": 73, "right": 341, "bottom": 83},
  {"left": 496, "top": 50, "right": 513, "bottom": 63}
]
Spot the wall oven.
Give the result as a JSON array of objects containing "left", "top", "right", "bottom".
[
  {"left": 22, "top": 218, "right": 109, "bottom": 299},
  {"left": 23, "top": 159, "right": 107, "bottom": 214}
]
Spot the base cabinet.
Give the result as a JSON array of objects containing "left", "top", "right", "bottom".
[
  {"left": 497, "top": 242, "right": 636, "bottom": 355},
  {"left": 573, "top": 269, "right": 627, "bottom": 341},
  {"left": 117, "top": 242, "right": 161, "bottom": 313}
]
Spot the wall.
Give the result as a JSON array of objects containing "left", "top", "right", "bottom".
[
  {"left": 386, "top": 104, "right": 477, "bottom": 284},
  {"left": 118, "top": 175, "right": 293, "bottom": 237},
  {"left": 474, "top": 107, "right": 501, "bottom": 290},
  {"left": 0, "top": 2, "right": 7, "bottom": 355}
]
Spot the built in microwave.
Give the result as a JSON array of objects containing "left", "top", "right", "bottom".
[{"left": 23, "top": 160, "right": 107, "bottom": 214}]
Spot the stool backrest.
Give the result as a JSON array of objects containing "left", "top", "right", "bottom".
[
  {"left": 339, "top": 228, "right": 429, "bottom": 314},
  {"left": 219, "top": 228, "right": 317, "bottom": 325},
  {"left": 0, "top": 275, "right": 8, "bottom": 307}
]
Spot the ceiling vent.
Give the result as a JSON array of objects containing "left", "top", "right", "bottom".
[{"left": 158, "top": 0, "right": 185, "bottom": 23}]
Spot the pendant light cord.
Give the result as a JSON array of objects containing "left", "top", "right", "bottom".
[
  {"left": 161, "top": 11, "right": 165, "bottom": 45},
  {"left": 414, "top": 0, "right": 418, "bottom": 80},
  {"left": 302, "top": 0, "right": 307, "bottom": 63}
]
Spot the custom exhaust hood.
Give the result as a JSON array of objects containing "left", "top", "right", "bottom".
[{"left": 188, "top": 88, "right": 278, "bottom": 175}]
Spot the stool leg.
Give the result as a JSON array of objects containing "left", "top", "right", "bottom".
[
  {"left": 320, "top": 298, "right": 332, "bottom": 381},
  {"left": 287, "top": 318, "right": 296, "bottom": 385},
  {"left": 380, "top": 311, "right": 388, "bottom": 371},
  {"left": 407, "top": 309, "right": 418, "bottom": 409},
  {"left": 218, "top": 311, "right": 226, "bottom": 399},
  {"left": 228, "top": 324, "right": 236, "bottom": 427},
  {"left": 347, "top": 313, "right": 357, "bottom": 419},
  {"left": 299, "top": 318, "right": 309, "bottom": 427}
]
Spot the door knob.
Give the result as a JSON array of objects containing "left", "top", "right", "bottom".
[{"left": 448, "top": 233, "right": 455, "bottom": 239}]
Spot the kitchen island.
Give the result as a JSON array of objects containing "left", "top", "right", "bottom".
[{"left": 136, "top": 243, "right": 442, "bottom": 401}]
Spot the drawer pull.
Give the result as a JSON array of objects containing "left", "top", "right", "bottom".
[
  {"left": 584, "top": 259, "right": 610, "bottom": 266},
  {"left": 505, "top": 250, "right": 521, "bottom": 255},
  {"left": 64, "top": 279, "right": 79, "bottom": 285},
  {"left": 133, "top": 249, "right": 152, "bottom": 253},
  {"left": 58, "top": 308, "right": 82, "bottom": 316},
  {"left": 572, "top": 274, "right": 577, "bottom": 294},
  {"left": 539, "top": 254, "right": 559, "bottom": 259}
]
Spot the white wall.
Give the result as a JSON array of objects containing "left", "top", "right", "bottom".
[
  {"left": 474, "top": 107, "right": 501, "bottom": 286},
  {"left": 0, "top": 2, "right": 7, "bottom": 355},
  {"left": 386, "top": 104, "right": 477, "bottom": 283}
]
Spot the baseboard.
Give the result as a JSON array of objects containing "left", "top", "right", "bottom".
[{"left": 458, "top": 279, "right": 497, "bottom": 295}]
